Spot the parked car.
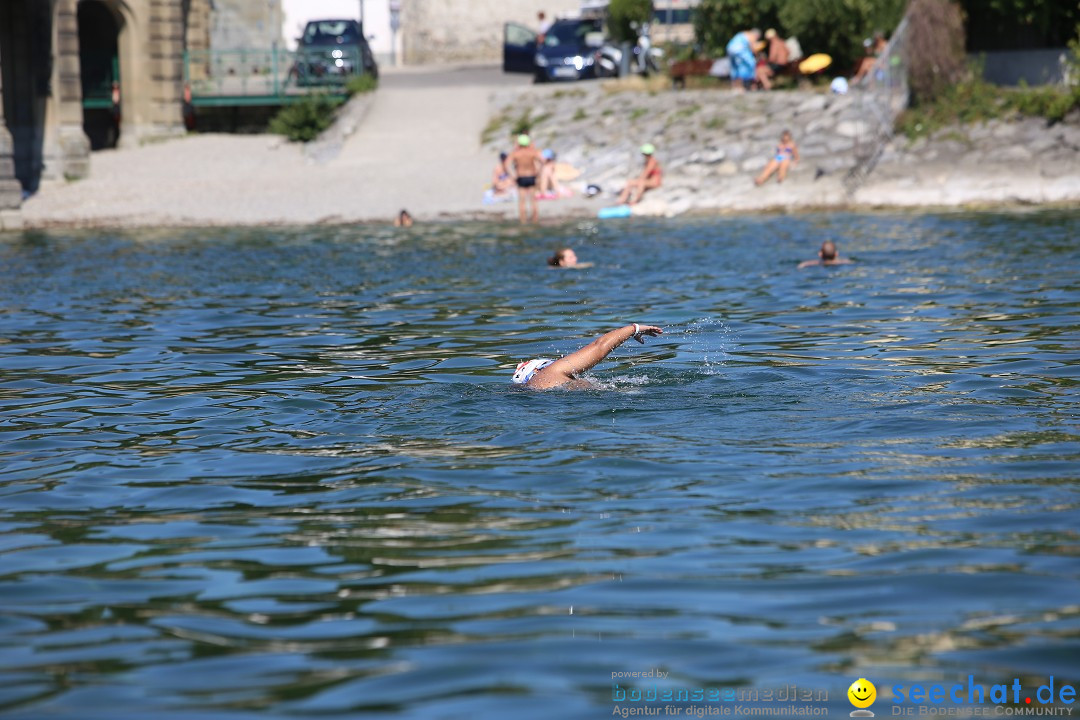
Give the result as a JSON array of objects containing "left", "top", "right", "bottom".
[
  {"left": 503, "top": 18, "right": 605, "bottom": 82},
  {"left": 294, "top": 19, "right": 378, "bottom": 86}
]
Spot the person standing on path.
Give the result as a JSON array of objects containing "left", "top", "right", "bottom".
[
  {"left": 507, "top": 134, "right": 544, "bottom": 224},
  {"left": 537, "top": 11, "right": 553, "bottom": 42}
]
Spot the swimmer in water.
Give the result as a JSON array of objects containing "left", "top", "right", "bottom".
[
  {"left": 546, "top": 248, "right": 592, "bottom": 268},
  {"left": 512, "top": 323, "right": 663, "bottom": 390},
  {"left": 798, "top": 240, "right": 853, "bottom": 269},
  {"left": 548, "top": 248, "right": 578, "bottom": 267}
]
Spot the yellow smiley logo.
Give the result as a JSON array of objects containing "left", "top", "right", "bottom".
[{"left": 848, "top": 678, "right": 877, "bottom": 712}]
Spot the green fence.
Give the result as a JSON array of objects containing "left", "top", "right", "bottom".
[
  {"left": 81, "top": 55, "right": 119, "bottom": 110},
  {"left": 183, "top": 47, "right": 362, "bottom": 107}
]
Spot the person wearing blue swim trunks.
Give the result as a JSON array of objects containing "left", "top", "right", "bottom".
[
  {"left": 726, "top": 28, "right": 760, "bottom": 91},
  {"left": 512, "top": 323, "right": 663, "bottom": 390},
  {"left": 755, "top": 129, "right": 799, "bottom": 185}
]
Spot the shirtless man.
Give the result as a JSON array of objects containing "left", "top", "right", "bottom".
[
  {"left": 512, "top": 323, "right": 664, "bottom": 390},
  {"left": 507, "top": 134, "right": 544, "bottom": 224},
  {"left": 798, "top": 240, "right": 854, "bottom": 269}
]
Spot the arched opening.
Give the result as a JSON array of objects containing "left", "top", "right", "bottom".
[{"left": 78, "top": 0, "right": 122, "bottom": 149}]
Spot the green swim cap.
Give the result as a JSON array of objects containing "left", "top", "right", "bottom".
[
  {"left": 518, "top": 134, "right": 531, "bottom": 146},
  {"left": 640, "top": 143, "right": 656, "bottom": 155}
]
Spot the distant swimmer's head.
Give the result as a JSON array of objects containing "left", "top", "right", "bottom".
[
  {"left": 820, "top": 240, "right": 838, "bottom": 260},
  {"left": 512, "top": 358, "right": 554, "bottom": 385},
  {"left": 640, "top": 143, "right": 656, "bottom": 156},
  {"left": 395, "top": 209, "right": 413, "bottom": 227},
  {"left": 548, "top": 248, "right": 578, "bottom": 267},
  {"left": 518, "top": 134, "right": 531, "bottom": 147}
]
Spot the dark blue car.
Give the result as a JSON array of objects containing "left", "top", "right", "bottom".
[{"left": 503, "top": 18, "right": 605, "bottom": 82}]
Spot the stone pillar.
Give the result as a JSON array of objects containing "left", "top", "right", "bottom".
[
  {"left": 185, "top": 0, "right": 212, "bottom": 82},
  {"left": 0, "top": 49, "right": 24, "bottom": 213},
  {"left": 43, "top": 0, "right": 90, "bottom": 181},
  {"left": 147, "top": 0, "right": 185, "bottom": 139}
]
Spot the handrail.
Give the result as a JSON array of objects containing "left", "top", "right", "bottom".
[
  {"left": 844, "top": 17, "right": 910, "bottom": 195},
  {"left": 184, "top": 47, "right": 364, "bottom": 100}
]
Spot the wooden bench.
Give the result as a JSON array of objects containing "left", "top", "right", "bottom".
[{"left": 668, "top": 58, "right": 717, "bottom": 89}]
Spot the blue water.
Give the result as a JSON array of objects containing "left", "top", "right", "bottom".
[{"left": 0, "top": 212, "right": 1077, "bottom": 719}]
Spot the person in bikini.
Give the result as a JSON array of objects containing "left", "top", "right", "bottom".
[
  {"left": 512, "top": 323, "right": 664, "bottom": 390},
  {"left": 617, "top": 144, "right": 662, "bottom": 205},
  {"left": 507, "top": 134, "right": 544, "bottom": 224},
  {"left": 492, "top": 152, "right": 514, "bottom": 197},
  {"left": 755, "top": 130, "right": 799, "bottom": 185}
]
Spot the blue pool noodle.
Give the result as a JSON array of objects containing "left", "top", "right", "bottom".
[{"left": 597, "top": 204, "right": 632, "bottom": 220}]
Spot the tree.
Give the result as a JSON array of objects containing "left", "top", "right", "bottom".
[
  {"left": 693, "top": 0, "right": 782, "bottom": 55},
  {"left": 692, "top": 0, "right": 905, "bottom": 73},
  {"left": 778, "top": 0, "right": 905, "bottom": 76},
  {"left": 608, "top": 0, "right": 654, "bottom": 43},
  {"left": 906, "top": 0, "right": 967, "bottom": 103}
]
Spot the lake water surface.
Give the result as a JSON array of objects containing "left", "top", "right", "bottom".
[{"left": 0, "top": 212, "right": 1077, "bottom": 719}]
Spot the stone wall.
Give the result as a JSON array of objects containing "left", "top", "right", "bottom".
[
  {"left": 485, "top": 82, "right": 1080, "bottom": 214},
  {"left": 401, "top": 0, "right": 582, "bottom": 64},
  {"left": 209, "top": 0, "right": 283, "bottom": 51}
]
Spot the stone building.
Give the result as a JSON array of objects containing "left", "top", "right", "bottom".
[
  {"left": 400, "top": 0, "right": 582, "bottom": 65},
  {"left": 0, "top": 0, "right": 280, "bottom": 219}
]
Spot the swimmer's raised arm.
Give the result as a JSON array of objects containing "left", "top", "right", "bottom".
[{"left": 528, "top": 324, "right": 662, "bottom": 389}]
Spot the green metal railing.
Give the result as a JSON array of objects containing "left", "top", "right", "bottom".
[{"left": 183, "top": 47, "right": 363, "bottom": 107}]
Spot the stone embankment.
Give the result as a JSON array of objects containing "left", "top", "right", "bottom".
[{"left": 484, "top": 80, "right": 1080, "bottom": 216}]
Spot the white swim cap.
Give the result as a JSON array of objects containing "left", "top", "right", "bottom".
[{"left": 512, "top": 358, "right": 554, "bottom": 385}]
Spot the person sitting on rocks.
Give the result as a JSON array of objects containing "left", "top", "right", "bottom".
[
  {"left": 617, "top": 144, "right": 663, "bottom": 205},
  {"left": 798, "top": 240, "right": 854, "bottom": 269},
  {"left": 537, "top": 149, "right": 567, "bottom": 199},
  {"left": 754, "top": 45, "right": 774, "bottom": 90},
  {"left": 511, "top": 323, "right": 664, "bottom": 390},
  {"left": 765, "top": 29, "right": 791, "bottom": 78},
  {"left": 492, "top": 152, "right": 514, "bottom": 196},
  {"left": 852, "top": 32, "right": 887, "bottom": 83},
  {"left": 754, "top": 130, "right": 799, "bottom": 185}
]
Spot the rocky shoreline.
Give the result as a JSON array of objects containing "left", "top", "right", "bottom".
[
  {"left": 483, "top": 80, "right": 1080, "bottom": 219},
  {"left": 6, "top": 66, "right": 1078, "bottom": 233}
]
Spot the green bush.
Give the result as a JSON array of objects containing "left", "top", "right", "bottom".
[
  {"left": 896, "top": 77, "right": 1080, "bottom": 139},
  {"left": 693, "top": 0, "right": 780, "bottom": 55},
  {"left": 693, "top": 0, "right": 904, "bottom": 75},
  {"left": 345, "top": 73, "right": 378, "bottom": 95},
  {"left": 608, "top": 0, "right": 653, "bottom": 43},
  {"left": 269, "top": 93, "right": 343, "bottom": 142},
  {"left": 779, "top": 0, "right": 905, "bottom": 76}
]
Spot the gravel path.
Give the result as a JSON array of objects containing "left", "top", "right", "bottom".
[{"left": 21, "top": 65, "right": 535, "bottom": 228}]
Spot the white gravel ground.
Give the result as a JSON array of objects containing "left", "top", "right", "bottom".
[{"left": 22, "top": 65, "right": 543, "bottom": 228}]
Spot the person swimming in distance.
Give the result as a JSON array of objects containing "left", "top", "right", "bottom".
[
  {"left": 546, "top": 248, "right": 592, "bottom": 268},
  {"left": 512, "top": 323, "right": 663, "bottom": 390},
  {"left": 394, "top": 209, "right": 413, "bottom": 227},
  {"left": 798, "top": 240, "right": 854, "bottom": 269}
]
